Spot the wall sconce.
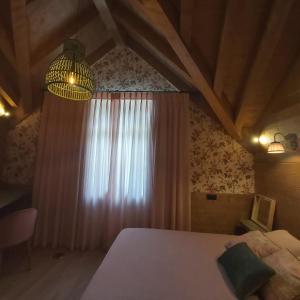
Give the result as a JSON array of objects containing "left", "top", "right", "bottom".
[
  {"left": 267, "top": 132, "right": 285, "bottom": 154},
  {"left": 0, "top": 102, "right": 10, "bottom": 118}
]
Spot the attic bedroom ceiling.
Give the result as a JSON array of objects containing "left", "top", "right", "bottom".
[{"left": 0, "top": 0, "right": 300, "bottom": 146}]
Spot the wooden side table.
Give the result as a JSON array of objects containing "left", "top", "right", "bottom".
[{"left": 239, "top": 219, "right": 269, "bottom": 233}]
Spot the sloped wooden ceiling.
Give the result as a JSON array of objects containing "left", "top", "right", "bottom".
[{"left": 0, "top": 0, "right": 300, "bottom": 147}]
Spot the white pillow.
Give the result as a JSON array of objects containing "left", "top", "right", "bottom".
[
  {"left": 261, "top": 249, "right": 300, "bottom": 300},
  {"left": 226, "top": 231, "right": 279, "bottom": 258},
  {"left": 265, "top": 230, "right": 300, "bottom": 260}
]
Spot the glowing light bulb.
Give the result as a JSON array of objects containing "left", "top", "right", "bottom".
[
  {"left": 252, "top": 137, "right": 259, "bottom": 143},
  {"left": 259, "top": 135, "right": 269, "bottom": 145},
  {"left": 68, "top": 72, "right": 75, "bottom": 85},
  {"left": 4, "top": 112, "right": 10, "bottom": 117}
]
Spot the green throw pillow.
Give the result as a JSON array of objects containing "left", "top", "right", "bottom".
[{"left": 218, "top": 242, "right": 275, "bottom": 300}]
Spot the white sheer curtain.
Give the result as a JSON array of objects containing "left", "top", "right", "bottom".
[
  {"left": 77, "top": 92, "right": 154, "bottom": 249},
  {"left": 83, "top": 92, "right": 153, "bottom": 204}
]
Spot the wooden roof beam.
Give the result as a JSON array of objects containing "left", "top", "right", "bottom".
[
  {"left": 234, "top": 0, "right": 293, "bottom": 134},
  {"left": 0, "top": 68, "right": 19, "bottom": 108},
  {"left": 112, "top": 3, "right": 194, "bottom": 89},
  {"left": 128, "top": 0, "right": 240, "bottom": 140},
  {"left": 93, "top": 0, "right": 124, "bottom": 46},
  {"left": 0, "top": 23, "right": 16, "bottom": 70},
  {"left": 254, "top": 51, "right": 300, "bottom": 132},
  {"left": 180, "top": 0, "right": 194, "bottom": 47},
  {"left": 214, "top": 0, "right": 236, "bottom": 99},
  {"left": 11, "top": 0, "right": 32, "bottom": 113},
  {"left": 127, "top": 37, "right": 191, "bottom": 91}
]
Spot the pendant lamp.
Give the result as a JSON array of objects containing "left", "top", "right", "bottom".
[{"left": 45, "top": 39, "right": 95, "bottom": 101}]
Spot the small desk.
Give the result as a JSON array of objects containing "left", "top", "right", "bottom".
[
  {"left": 0, "top": 188, "right": 31, "bottom": 217},
  {"left": 0, "top": 190, "right": 27, "bottom": 208}
]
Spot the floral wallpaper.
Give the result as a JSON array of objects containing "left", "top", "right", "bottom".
[
  {"left": 1, "top": 46, "right": 254, "bottom": 194},
  {"left": 190, "top": 99, "right": 254, "bottom": 194},
  {"left": 92, "top": 46, "right": 177, "bottom": 92},
  {"left": 1, "top": 110, "right": 40, "bottom": 185}
]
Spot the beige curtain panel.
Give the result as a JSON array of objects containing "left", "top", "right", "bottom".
[{"left": 33, "top": 92, "right": 190, "bottom": 250}]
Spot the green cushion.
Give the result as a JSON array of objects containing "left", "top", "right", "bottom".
[{"left": 218, "top": 242, "right": 275, "bottom": 300}]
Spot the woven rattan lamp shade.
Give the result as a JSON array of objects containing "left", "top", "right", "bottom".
[{"left": 45, "top": 39, "right": 95, "bottom": 101}]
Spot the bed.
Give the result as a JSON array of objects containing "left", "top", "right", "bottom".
[{"left": 81, "top": 228, "right": 260, "bottom": 300}]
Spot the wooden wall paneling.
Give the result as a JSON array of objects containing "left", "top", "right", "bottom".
[
  {"left": 191, "top": 192, "right": 254, "bottom": 234},
  {"left": 255, "top": 157, "right": 300, "bottom": 239}
]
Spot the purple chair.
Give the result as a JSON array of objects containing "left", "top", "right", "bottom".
[{"left": 0, "top": 208, "right": 38, "bottom": 270}]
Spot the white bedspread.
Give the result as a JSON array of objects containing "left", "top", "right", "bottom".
[{"left": 81, "top": 228, "right": 255, "bottom": 300}]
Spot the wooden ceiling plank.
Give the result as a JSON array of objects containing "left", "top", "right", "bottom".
[
  {"left": 234, "top": 0, "right": 294, "bottom": 133},
  {"left": 93, "top": 0, "right": 124, "bottom": 45},
  {"left": 112, "top": 3, "right": 194, "bottom": 88},
  {"left": 31, "top": 7, "right": 98, "bottom": 71},
  {"left": 214, "top": 0, "right": 236, "bottom": 99},
  {"left": 11, "top": 0, "right": 32, "bottom": 113},
  {"left": 254, "top": 51, "right": 300, "bottom": 132},
  {"left": 127, "top": 37, "right": 191, "bottom": 91},
  {"left": 0, "top": 23, "right": 16, "bottom": 70},
  {"left": 128, "top": 0, "right": 240, "bottom": 140},
  {"left": 86, "top": 38, "right": 115, "bottom": 65},
  {"left": 180, "top": 0, "right": 194, "bottom": 47}
]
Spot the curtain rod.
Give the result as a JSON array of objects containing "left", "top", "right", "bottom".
[{"left": 95, "top": 90, "right": 190, "bottom": 93}]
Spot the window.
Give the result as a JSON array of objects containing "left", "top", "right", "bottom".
[{"left": 83, "top": 96, "right": 153, "bottom": 205}]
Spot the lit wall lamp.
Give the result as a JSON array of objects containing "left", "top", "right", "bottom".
[
  {"left": 0, "top": 102, "right": 10, "bottom": 118},
  {"left": 267, "top": 132, "right": 285, "bottom": 154}
]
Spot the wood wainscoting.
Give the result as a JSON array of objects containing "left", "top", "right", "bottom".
[
  {"left": 191, "top": 192, "right": 254, "bottom": 234},
  {"left": 255, "top": 154, "right": 300, "bottom": 239}
]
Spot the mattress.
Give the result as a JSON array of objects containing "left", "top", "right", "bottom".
[
  {"left": 81, "top": 229, "right": 264, "bottom": 300},
  {"left": 81, "top": 228, "right": 257, "bottom": 300}
]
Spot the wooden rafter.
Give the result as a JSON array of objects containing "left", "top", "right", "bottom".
[
  {"left": 128, "top": 0, "right": 240, "bottom": 140},
  {"left": 180, "top": 0, "right": 194, "bottom": 47},
  {"left": 0, "top": 86, "right": 17, "bottom": 108},
  {"left": 0, "top": 50, "right": 19, "bottom": 106},
  {"left": 31, "top": 6, "right": 98, "bottom": 70},
  {"left": 255, "top": 51, "right": 300, "bottom": 131},
  {"left": 0, "top": 23, "right": 16, "bottom": 70},
  {"left": 112, "top": 3, "right": 194, "bottom": 89},
  {"left": 127, "top": 38, "right": 191, "bottom": 91},
  {"left": 93, "top": 0, "right": 124, "bottom": 45},
  {"left": 214, "top": 0, "right": 236, "bottom": 99},
  {"left": 235, "top": 0, "right": 294, "bottom": 133},
  {"left": 10, "top": 0, "right": 32, "bottom": 113}
]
